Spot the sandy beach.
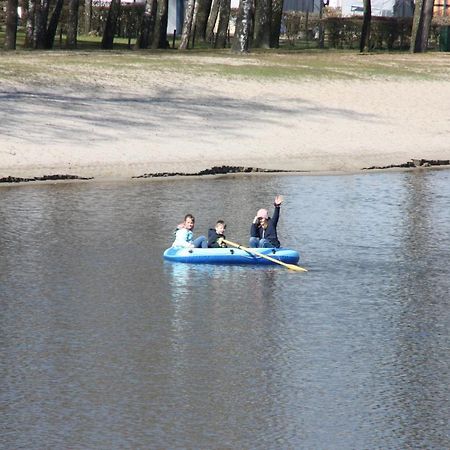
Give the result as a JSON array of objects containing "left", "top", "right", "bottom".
[{"left": 1, "top": 52, "right": 450, "bottom": 180}]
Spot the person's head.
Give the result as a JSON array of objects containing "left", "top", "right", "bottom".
[
  {"left": 184, "top": 214, "right": 195, "bottom": 230},
  {"left": 256, "top": 208, "right": 269, "bottom": 227},
  {"left": 215, "top": 220, "right": 226, "bottom": 235}
]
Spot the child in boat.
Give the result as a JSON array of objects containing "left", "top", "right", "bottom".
[
  {"left": 249, "top": 195, "right": 283, "bottom": 248},
  {"left": 208, "top": 220, "right": 228, "bottom": 248},
  {"left": 172, "top": 214, "right": 207, "bottom": 248}
]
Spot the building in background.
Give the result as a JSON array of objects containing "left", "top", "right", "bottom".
[
  {"left": 112, "top": 0, "right": 183, "bottom": 34},
  {"left": 433, "top": 0, "right": 450, "bottom": 16},
  {"left": 282, "top": 0, "right": 323, "bottom": 12},
  {"left": 167, "top": 0, "right": 184, "bottom": 34},
  {"left": 327, "top": 0, "right": 413, "bottom": 15}
]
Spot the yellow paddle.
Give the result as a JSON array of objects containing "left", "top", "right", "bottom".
[{"left": 222, "top": 239, "right": 308, "bottom": 272}]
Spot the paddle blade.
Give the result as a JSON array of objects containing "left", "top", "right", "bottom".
[{"left": 287, "top": 264, "right": 308, "bottom": 272}]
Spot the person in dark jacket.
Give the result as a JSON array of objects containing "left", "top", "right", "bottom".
[
  {"left": 249, "top": 195, "right": 283, "bottom": 248},
  {"left": 208, "top": 220, "right": 227, "bottom": 248}
]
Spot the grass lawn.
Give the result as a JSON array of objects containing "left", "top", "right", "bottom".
[{"left": 1, "top": 30, "right": 450, "bottom": 83}]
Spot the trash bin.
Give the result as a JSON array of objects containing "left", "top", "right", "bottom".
[{"left": 439, "top": 26, "right": 450, "bottom": 51}]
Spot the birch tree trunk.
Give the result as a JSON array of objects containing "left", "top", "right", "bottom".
[
  {"left": 84, "top": 0, "right": 92, "bottom": 33},
  {"left": 269, "top": 0, "right": 281, "bottom": 47},
  {"left": 135, "top": 0, "right": 158, "bottom": 48},
  {"left": 232, "top": 0, "right": 253, "bottom": 52},
  {"left": 45, "top": 0, "right": 64, "bottom": 48},
  {"left": 101, "top": 0, "right": 121, "bottom": 49},
  {"left": 19, "top": 0, "right": 29, "bottom": 26},
  {"left": 152, "top": 0, "right": 169, "bottom": 48},
  {"left": 4, "top": 0, "right": 19, "bottom": 49},
  {"left": 66, "top": 0, "right": 80, "bottom": 48},
  {"left": 359, "top": 0, "right": 371, "bottom": 52},
  {"left": 253, "top": 0, "right": 271, "bottom": 48},
  {"left": 214, "top": 0, "right": 230, "bottom": 48},
  {"left": 25, "top": 0, "right": 36, "bottom": 48},
  {"left": 206, "top": 0, "right": 220, "bottom": 44},
  {"left": 179, "top": 0, "right": 196, "bottom": 49}
]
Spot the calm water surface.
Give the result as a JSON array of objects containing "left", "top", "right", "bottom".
[{"left": 1, "top": 170, "right": 449, "bottom": 449}]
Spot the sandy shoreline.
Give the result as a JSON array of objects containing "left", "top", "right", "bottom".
[{"left": 2, "top": 70, "right": 450, "bottom": 180}]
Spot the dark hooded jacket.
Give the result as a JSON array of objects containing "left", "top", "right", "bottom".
[{"left": 250, "top": 205, "right": 281, "bottom": 247}]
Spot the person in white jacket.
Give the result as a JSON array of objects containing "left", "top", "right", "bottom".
[{"left": 172, "top": 214, "right": 207, "bottom": 248}]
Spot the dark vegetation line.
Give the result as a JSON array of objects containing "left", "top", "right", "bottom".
[
  {"left": 2, "top": 161, "right": 449, "bottom": 184},
  {"left": 132, "top": 165, "right": 303, "bottom": 178},
  {"left": 0, "top": 174, "right": 94, "bottom": 183},
  {"left": 363, "top": 159, "right": 450, "bottom": 170}
]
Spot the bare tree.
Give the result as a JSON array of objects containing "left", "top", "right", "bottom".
[
  {"left": 24, "top": 0, "right": 36, "bottom": 48},
  {"left": 84, "top": 0, "right": 92, "bottom": 33},
  {"left": 179, "top": 0, "right": 196, "bottom": 49},
  {"left": 359, "top": 0, "right": 371, "bottom": 52},
  {"left": 66, "top": 0, "right": 80, "bottom": 48},
  {"left": 101, "top": 0, "right": 121, "bottom": 49},
  {"left": 253, "top": 0, "right": 271, "bottom": 48},
  {"left": 206, "top": 0, "right": 220, "bottom": 44},
  {"left": 194, "top": 0, "right": 213, "bottom": 42},
  {"left": 214, "top": 0, "right": 230, "bottom": 48},
  {"left": 45, "top": 0, "right": 64, "bottom": 48},
  {"left": 152, "top": 0, "right": 169, "bottom": 48},
  {"left": 4, "top": 0, "right": 19, "bottom": 49},
  {"left": 269, "top": 0, "right": 282, "bottom": 47},
  {"left": 232, "top": 0, "right": 253, "bottom": 52},
  {"left": 34, "top": 0, "right": 51, "bottom": 48},
  {"left": 411, "top": 0, "right": 434, "bottom": 52},
  {"left": 136, "top": 0, "right": 158, "bottom": 48}
]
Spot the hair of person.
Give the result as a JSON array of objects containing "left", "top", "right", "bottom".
[
  {"left": 184, "top": 214, "right": 195, "bottom": 222},
  {"left": 216, "top": 219, "right": 226, "bottom": 227}
]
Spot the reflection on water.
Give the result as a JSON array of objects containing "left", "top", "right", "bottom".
[{"left": 1, "top": 170, "right": 449, "bottom": 449}]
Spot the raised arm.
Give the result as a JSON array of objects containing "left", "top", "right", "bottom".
[{"left": 271, "top": 195, "right": 283, "bottom": 226}]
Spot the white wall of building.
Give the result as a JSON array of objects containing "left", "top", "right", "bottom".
[{"left": 328, "top": 0, "right": 413, "bottom": 16}]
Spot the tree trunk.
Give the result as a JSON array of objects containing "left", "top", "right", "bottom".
[
  {"left": 420, "top": 0, "right": 434, "bottom": 50},
  {"left": 135, "top": 0, "right": 158, "bottom": 48},
  {"left": 359, "top": 0, "right": 371, "bottom": 52},
  {"left": 84, "top": 0, "right": 92, "bottom": 33},
  {"left": 253, "top": 0, "right": 271, "bottom": 48},
  {"left": 206, "top": 0, "right": 220, "bottom": 44},
  {"left": 101, "top": 0, "right": 121, "bottom": 49},
  {"left": 19, "top": 0, "right": 29, "bottom": 25},
  {"left": 4, "top": 0, "right": 19, "bottom": 49},
  {"left": 318, "top": 0, "right": 324, "bottom": 49},
  {"left": 45, "top": 0, "right": 64, "bottom": 48},
  {"left": 152, "top": 0, "right": 169, "bottom": 48},
  {"left": 232, "top": 0, "right": 253, "bottom": 52},
  {"left": 34, "top": 0, "right": 51, "bottom": 48},
  {"left": 269, "top": 0, "right": 282, "bottom": 48},
  {"left": 18, "top": 0, "right": 29, "bottom": 47},
  {"left": 411, "top": 0, "right": 433, "bottom": 52},
  {"left": 66, "top": 0, "right": 80, "bottom": 48},
  {"left": 179, "top": 0, "right": 196, "bottom": 49},
  {"left": 194, "top": 0, "right": 212, "bottom": 42},
  {"left": 25, "top": 0, "right": 36, "bottom": 48},
  {"left": 214, "top": 0, "right": 230, "bottom": 48}
]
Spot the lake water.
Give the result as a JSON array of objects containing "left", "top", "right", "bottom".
[{"left": 1, "top": 169, "right": 449, "bottom": 449}]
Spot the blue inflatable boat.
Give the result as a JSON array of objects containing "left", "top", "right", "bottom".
[{"left": 163, "top": 246, "right": 300, "bottom": 265}]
